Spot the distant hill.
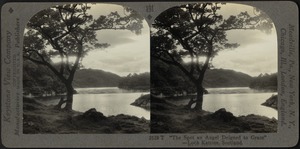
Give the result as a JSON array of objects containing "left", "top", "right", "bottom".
[
  {"left": 24, "top": 60, "right": 254, "bottom": 93},
  {"left": 203, "top": 69, "right": 253, "bottom": 88},
  {"left": 249, "top": 73, "right": 277, "bottom": 91},
  {"left": 74, "top": 68, "right": 252, "bottom": 90},
  {"left": 73, "top": 69, "right": 122, "bottom": 88},
  {"left": 118, "top": 72, "right": 150, "bottom": 90},
  {"left": 151, "top": 60, "right": 254, "bottom": 94}
]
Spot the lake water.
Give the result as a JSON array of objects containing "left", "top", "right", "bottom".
[
  {"left": 171, "top": 87, "right": 278, "bottom": 119},
  {"left": 41, "top": 87, "right": 150, "bottom": 120},
  {"left": 40, "top": 87, "right": 277, "bottom": 120}
]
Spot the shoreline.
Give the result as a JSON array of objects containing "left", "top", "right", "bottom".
[
  {"left": 151, "top": 96, "right": 277, "bottom": 133},
  {"left": 158, "top": 93, "right": 277, "bottom": 119},
  {"left": 23, "top": 97, "right": 150, "bottom": 134},
  {"left": 31, "top": 94, "right": 151, "bottom": 119}
]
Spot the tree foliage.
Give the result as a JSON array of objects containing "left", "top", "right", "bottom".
[
  {"left": 151, "top": 59, "right": 194, "bottom": 96},
  {"left": 23, "top": 60, "right": 66, "bottom": 96},
  {"left": 24, "top": 4, "right": 143, "bottom": 84}
]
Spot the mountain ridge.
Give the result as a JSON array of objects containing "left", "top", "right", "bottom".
[
  {"left": 203, "top": 68, "right": 253, "bottom": 88},
  {"left": 73, "top": 69, "right": 122, "bottom": 88},
  {"left": 74, "top": 68, "right": 254, "bottom": 88}
]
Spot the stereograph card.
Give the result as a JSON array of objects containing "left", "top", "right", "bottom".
[{"left": 0, "top": 0, "right": 299, "bottom": 148}]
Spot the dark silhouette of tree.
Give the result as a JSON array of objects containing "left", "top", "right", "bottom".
[
  {"left": 23, "top": 4, "right": 143, "bottom": 111},
  {"left": 151, "top": 3, "right": 273, "bottom": 110},
  {"left": 23, "top": 60, "right": 66, "bottom": 96},
  {"left": 151, "top": 59, "right": 195, "bottom": 96}
]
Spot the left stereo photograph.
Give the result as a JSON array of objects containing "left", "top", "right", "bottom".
[{"left": 23, "top": 3, "right": 150, "bottom": 134}]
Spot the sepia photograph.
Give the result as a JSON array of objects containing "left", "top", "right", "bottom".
[
  {"left": 22, "top": 3, "right": 150, "bottom": 134},
  {"left": 0, "top": 0, "right": 299, "bottom": 148},
  {"left": 150, "top": 2, "right": 278, "bottom": 133}
]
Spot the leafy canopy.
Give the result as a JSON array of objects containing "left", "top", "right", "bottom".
[{"left": 23, "top": 4, "right": 144, "bottom": 83}]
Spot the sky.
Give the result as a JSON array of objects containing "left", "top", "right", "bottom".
[
  {"left": 53, "top": 3, "right": 277, "bottom": 77},
  {"left": 81, "top": 4, "right": 150, "bottom": 76},
  {"left": 179, "top": 3, "right": 277, "bottom": 77},
  {"left": 209, "top": 3, "right": 277, "bottom": 76}
]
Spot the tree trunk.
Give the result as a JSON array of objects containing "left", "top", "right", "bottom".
[
  {"left": 194, "top": 87, "right": 204, "bottom": 111},
  {"left": 186, "top": 85, "right": 204, "bottom": 111},
  {"left": 55, "top": 97, "right": 67, "bottom": 109},
  {"left": 63, "top": 84, "right": 74, "bottom": 111}
]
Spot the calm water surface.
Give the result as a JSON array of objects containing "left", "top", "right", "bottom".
[
  {"left": 40, "top": 87, "right": 277, "bottom": 120},
  {"left": 171, "top": 87, "right": 278, "bottom": 119},
  {"left": 41, "top": 87, "right": 150, "bottom": 119}
]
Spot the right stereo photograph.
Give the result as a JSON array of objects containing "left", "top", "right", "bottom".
[{"left": 150, "top": 2, "right": 278, "bottom": 133}]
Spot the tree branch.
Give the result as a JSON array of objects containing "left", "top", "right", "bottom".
[
  {"left": 198, "top": 41, "right": 213, "bottom": 82},
  {"left": 23, "top": 56, "right": 46, "bottom": 65},
  {"left": 153, "top": 51, "right": 197, "bottom": 83},
  {"left": 25, "top": 49, "right": 67, "bottom": 84}
]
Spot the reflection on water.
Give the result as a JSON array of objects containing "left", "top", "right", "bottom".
[
  {"left": 40, "top": 87, "right": 277, "bottom": 120},
  {"left": 172, "top": 88, "right": 278, "bottom": 119},
  {"left": 72, "top": 93, "right": 150, "bottom": 119},
  {"left": 75, "top": 87, "right": 148, "bottom": 94},
  {"left": 41, "top": 87, "right": 150, "bottom": 120},
  {"left": 206, "top": 87, "right": 275, "bottom": 94},
  {"left": 207, "top": 93, "right": 277, "bottom": 119}
]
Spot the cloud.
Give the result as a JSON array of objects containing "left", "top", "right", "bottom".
[
  {"left": 213, "top": 2, "right": 278, "bottom": 78},
  {"left": 218, "top": 3, "right": 277, "bottom": 48},
  {"left": 81, "top": 4, "right": 150, "bottom": 76},
  {"left": 95, "top": 20, "right": 149, "bottom": 47},
  {"left": 81, "top": 3, "right": 277, "bottom": 77},
  {"left": 86, "top": 3, "right": 150, "bottom": 48},
  {"left": 96, "top": 30, "right": 136, "bottom": 47},
  {"left": 82, "top": 27, "right": 150, "bottom": 76},
  {"left": 226, "top": 30, "right": 273, "bottom": 47},
  {"left": 213, "top": 33, "right": 277, "bottom": 76},
  {"left": 88, "top": 4, "right": 125, "bottom": 16},
  {"left": 219, "top": 3, "right": 257, "bottom": 19}
]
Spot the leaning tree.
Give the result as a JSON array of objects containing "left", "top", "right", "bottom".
[
  {"left": 23, "top": 4, "right": 143, "bottom": 111},
  {"left": 151, "top": 3, "right": 273, "bottom": 110}
]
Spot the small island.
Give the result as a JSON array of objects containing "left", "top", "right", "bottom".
[
  {"left": 261, "top": 94, "right": 278, "bottom": 110},
  {"left": 131, "top": 94, "right": 150, "bottom": 110},
  {"left": 249, "top": 73, "right": 278, "bottom": 110}
]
